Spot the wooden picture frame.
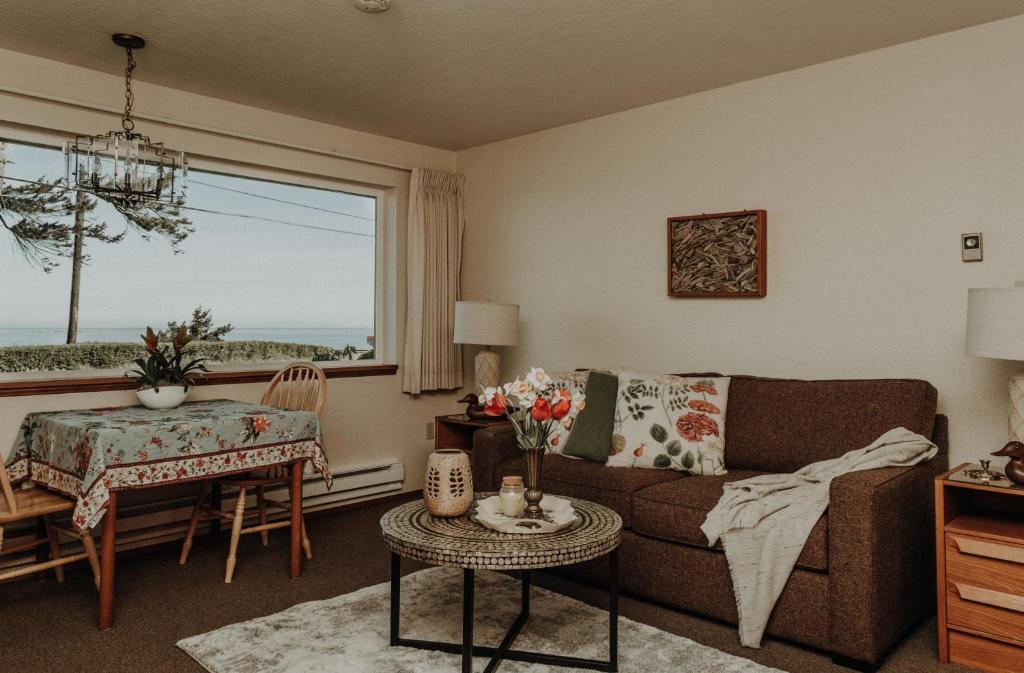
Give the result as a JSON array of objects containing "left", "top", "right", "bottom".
[{"left": 667, "top": 209, "right": 766, "bottom": 298}]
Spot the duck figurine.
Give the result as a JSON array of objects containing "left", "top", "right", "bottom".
[
  {"left": 458, "top": 393, "right": 490, "bottom": 420},
  {"left": 992, "top": 441, "right": 1024, "bottom": 486}
]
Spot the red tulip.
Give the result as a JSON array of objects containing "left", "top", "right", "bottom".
[
  {"left": 531, "top": 398, "right": 551, "bottom": 421},
  {"left": 484, "top": 392, "right": 510, "bottom": 417},
  {"left": 551, "top": 398, "right": 571, "bottom": 420}
]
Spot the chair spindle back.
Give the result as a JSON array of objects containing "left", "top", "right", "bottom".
[{"left": 261, "top": 362, "right": 328, "bottom": 416}]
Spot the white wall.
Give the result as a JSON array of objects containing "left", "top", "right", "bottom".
[
  {"left": 0, "top": 49, "right": 463, "bottom": 495},
  {"left": 457, "top": 16, "right": 1024, "bottom": 467}
]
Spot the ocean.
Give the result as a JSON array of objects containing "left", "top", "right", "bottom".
[{"left": 0, "top": 327, "right": 374, "bottom": 350}]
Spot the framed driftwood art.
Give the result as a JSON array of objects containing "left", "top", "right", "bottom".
[{"left": 667, "top": 209, "right": 766, "bottom": 298}]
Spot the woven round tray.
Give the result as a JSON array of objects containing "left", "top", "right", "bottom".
[{"left": 380, "top": 495, "right": 622, "bottom": 571}]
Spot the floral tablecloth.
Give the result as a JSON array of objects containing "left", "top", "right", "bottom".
[{"left": 5, "top": 399, "right": 331, "bottom": 531}]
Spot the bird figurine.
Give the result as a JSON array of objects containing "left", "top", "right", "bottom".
[
  {"left": 992, "top": 441, "right": 1024, "bottom": 486},
  {"left": 458, "top": 393, "right": 489, "bottom": 420}
]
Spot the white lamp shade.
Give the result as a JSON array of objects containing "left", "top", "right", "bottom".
[
  {"left": 966, "top": 283, "right": 1024, "bottom": 360},
  {"left": 453, "top": 301, "right": 519, "bottom": 347}
]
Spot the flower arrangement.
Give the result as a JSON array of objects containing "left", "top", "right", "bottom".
[
  {"left": 481, "top": 367, "right": 586, "bottom": 449},
  {"left": 481, "top": 367, "right": 585, "bottom": 519},
  {"left": 126, "top": 326, "right": 209, "bottom": 391}
]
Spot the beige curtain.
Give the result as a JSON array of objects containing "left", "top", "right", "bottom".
[{"left": 402, "top": 168, "right": 465, "bottom": 394}]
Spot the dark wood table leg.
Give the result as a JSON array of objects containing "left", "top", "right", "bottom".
[
  {"left": 35, "top": 517, "right": 50, "bottom": 581},
  {"left": 98, "top": 492, "right": 117, "bottom": 630},
  {"left": 289, "top": 461, "right": 303, "bottom": 578},
  {"left": 463, "top": 568, "right": 474, "bottom": 673},
  {"left": 210, "top": 481, "right": 223, "bottom": 537}
]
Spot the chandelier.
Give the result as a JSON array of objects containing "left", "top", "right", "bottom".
[{"left": 64, "top": 34, "right": 186, "bottom": 206}]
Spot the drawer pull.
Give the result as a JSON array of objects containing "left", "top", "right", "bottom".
[
  {"left": 951, "top": 536, "right": 1024, "bottom": 565},
  {"left": 955, "top": 583, "right": 1024, "bottom": 614}
]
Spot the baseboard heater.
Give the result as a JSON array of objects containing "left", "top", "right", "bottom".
[{"left": 0, "top": 460, "right": 405, "bottom": 570}]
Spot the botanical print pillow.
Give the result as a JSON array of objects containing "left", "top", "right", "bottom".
[
  {"left": 606, "top": 372, "right": 729, "bottom": 475},
  {"left": 544, "top": 370, "right": 589, "bottom": 454}
]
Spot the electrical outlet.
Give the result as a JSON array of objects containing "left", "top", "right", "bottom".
[
  {"left": 426, "top": 421, "right": 434, "bottom": 441},
  {"left": 962, "top": 233, "right": 983, "bottom": 262}
]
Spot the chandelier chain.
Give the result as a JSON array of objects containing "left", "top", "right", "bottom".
[{"left": 122, "top": 46, "right": 136, "bottom": 134}]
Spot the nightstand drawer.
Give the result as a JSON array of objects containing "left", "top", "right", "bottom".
[
  {"left": 947, "top": 579, "right": 1024, "bottom": 644},
  {"left": 949, "top": 632, "right": 1024, "bottom": 673},
  {"left": 947, "top": 533, "right": 1024, "bottom": 595}
]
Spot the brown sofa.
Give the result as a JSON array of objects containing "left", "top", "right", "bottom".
[{"left": 471, "top": 375, "right": 948, "bottom": 671}]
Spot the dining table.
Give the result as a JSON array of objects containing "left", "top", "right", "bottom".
[{"left": 5, "top": 398, "right": 332, "bottom": 630}]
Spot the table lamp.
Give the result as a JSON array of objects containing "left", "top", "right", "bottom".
[
  {"left": 454, "top": 301, "right": 519, "bottom": 391},
  {"left": 966, "top": 282, "right": 1024, "bottom": 441}
]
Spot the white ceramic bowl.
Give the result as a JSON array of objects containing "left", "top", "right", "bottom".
[
  {"left": 136, "top": 385, "right": 189, "bottom": 410},
  {"left": 471, "top": 495, "right": 578, "bottom": 534}
]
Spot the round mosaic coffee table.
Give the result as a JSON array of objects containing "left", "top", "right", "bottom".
[{"left": 381, "top": 496, "right": 622, "bottom": 673}]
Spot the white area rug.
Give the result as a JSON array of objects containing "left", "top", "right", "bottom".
[{"left": 178, "top": 566, "right": 782, "bottom": 672}]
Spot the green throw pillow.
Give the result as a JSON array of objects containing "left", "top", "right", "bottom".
[{"left": 563, "top": 370, "right": 618, "bottom": 462}]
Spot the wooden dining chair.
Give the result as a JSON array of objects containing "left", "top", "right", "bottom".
[
  {"left": 179, "top": 362, "right": 327, "bottom": 583},
  {"left": 0, "top": 461, "right": 101, "bottom": 590}
]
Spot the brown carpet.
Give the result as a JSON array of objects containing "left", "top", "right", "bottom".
[{"left": 0, "top": 495, "right": 970, "bottom": 673}]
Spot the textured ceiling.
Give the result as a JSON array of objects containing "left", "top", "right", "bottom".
[{"left": 1, "top": 0, "right": 1023, "bottom": 150}]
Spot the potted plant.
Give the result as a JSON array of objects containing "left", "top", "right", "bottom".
[{"left": 126, "top": 326, "right": 209, "bottom": 409}]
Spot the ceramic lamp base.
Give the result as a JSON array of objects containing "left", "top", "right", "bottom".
[
  {"left": 1010, "top": 373, "right": 1024, "bottom": 442},
  {"left": 475, "top": 348, "right": 501, "bottom": 391}
]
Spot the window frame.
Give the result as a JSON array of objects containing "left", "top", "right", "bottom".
[{"left": 0, "top": 128, "right": 398, "bottom": 396}]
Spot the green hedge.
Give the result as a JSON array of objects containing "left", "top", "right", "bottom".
[{"left": 0, "top": 341, "right": 358, "bottom": 373}]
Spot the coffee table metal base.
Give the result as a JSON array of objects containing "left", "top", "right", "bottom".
[{"left": 389, "top": 551, "right": 619, "bottom": 673}]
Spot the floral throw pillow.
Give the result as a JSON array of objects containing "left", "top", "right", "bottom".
[
  {"left": 606, "top": 372, "right": 730, "bottom": 475},
  {"left": 544, "top": 370, "right": 589, "bottom": 454}
]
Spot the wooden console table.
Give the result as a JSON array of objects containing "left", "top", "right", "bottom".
[
  {"left": 935, "top": 463, "right": 1024, "bottom": 672},
  {"left": 434, "top": 414, "right": 510, "bottom": 459}
]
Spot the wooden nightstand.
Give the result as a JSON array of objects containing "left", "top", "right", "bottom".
[
  {"left": 434, "top": 414, "right": 511, "bottom": 458},
  {"left": 936, "top": 463, "right": 1024, "bottom": 673}
]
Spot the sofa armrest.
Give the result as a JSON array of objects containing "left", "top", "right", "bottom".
[
  {"left": 471, "top": 425, "right": 518, "bottom": 492},
  {"left": 827, "top": 449, "right": 948, "bottom": 665}
]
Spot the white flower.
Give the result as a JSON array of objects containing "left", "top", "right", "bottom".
[
  {"left": 525, "top": 367, "right": 551, "bottom": 391},
  {"left": 505, "top": 378, "right": 534, "bottom": 399},
  {"left": 518, "top": 390, "right": 538, "bottom": 408},
  {"left": 481, "top": 386, "right": 500, "bottom": 404}
]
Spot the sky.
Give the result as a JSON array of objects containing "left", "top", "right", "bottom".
[{"left": 0, "top": 139, "right": 376, "bottom": 329}]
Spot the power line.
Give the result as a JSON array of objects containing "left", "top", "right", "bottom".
[
  {"left": 0, "top": 175, "right": 376, "bottom": 239},
  {"left": 188, "top": 177, "right": 376, "bottom": 223}
]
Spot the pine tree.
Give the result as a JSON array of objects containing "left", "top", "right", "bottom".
[
  {"left": 1, "top": 142, "right": 195, "bottom": 344},
  {"left": 0, "top": 177, "right": 75, "bottom": 272},
  {"left": 164, "top": 306, "right": 233, "bottom": 341},
  {"left": 64, "top": 193, "right": 194, "bottom": 344}
]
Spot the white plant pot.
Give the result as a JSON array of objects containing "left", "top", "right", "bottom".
[{"left": 136, "top": 385, "right": 189, "bottom": 410}]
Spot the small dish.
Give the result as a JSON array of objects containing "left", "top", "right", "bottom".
[{"left": 471, "top": 494, "right": 578, "bottom": 534}]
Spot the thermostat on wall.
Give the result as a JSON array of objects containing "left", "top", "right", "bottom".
[{"left": 962, "top": 233, "right": 983, "bottom": 262}]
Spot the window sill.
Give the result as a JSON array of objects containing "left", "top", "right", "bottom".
[{"left": 0, "top": 364, "right": 398, "bottom": 397}]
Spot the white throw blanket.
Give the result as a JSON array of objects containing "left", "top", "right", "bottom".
[{"left": 700, "top": 427, "right": 937, "bottom": 648}]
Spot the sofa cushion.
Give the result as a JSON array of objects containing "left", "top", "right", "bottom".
[
  {"left": 606, "top": 372, "right": 730, "bottom": 475},
  {"left": 562, "top": 370, "right": 618, "bottom": 462},
  {"left": 724, "top": 376, "right": 938, "bottom": 473},
  {"left": 494, "top": 454, "right": 685, "bottom": 527},
  {"left": 631, "top": 472, "right": 829, "bottom": 572},
  {"left": 544, "top": 370, "right": 590, "bottom": 453}
]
